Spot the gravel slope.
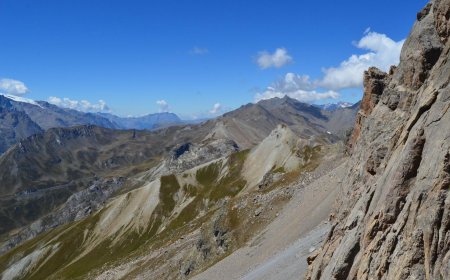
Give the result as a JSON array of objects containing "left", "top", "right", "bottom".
[{"left": 192, "top": 159, "right": 347, "bottom": 280}]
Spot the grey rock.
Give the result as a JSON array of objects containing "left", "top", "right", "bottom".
[
  {"left": 307, "top": 1, "right": 450, "bottom": 279},
  {"left": 165, "top": 139, "right": 239, "bottom": 174}
]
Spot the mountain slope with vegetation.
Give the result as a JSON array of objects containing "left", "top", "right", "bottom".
[
  {"left": 0, "top": 125, "right": 334, "bottom": 279},
  {"left": 0, "top": 96, "right": 357, "bottom": 257}
]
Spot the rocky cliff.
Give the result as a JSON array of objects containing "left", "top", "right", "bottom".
[{"left": 307, "top": 0, "right": 450, "bottom": 279}]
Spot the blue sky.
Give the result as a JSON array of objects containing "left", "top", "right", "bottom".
[{"left": 0, "top": 0, "right": 427, "bottom": 118}]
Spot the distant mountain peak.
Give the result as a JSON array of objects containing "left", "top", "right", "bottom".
[{"left": 0, "top": 93, "right": 44, "bottom": 108}]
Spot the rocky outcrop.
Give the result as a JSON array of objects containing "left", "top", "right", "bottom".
[
  {"left": 434, "top": 0, "right": 450, "bottom": 43},
  {"left": 166, "top": 139, "right": 239, "bottom": 173},
  {"left": 360, "top": 67, "right": 389, "bottom": 115},
  {"left": 307, "top": 0, "right": 450, "bottom": 279},
  {"left": 349, "top": 68, "right": 391, "bottom": 149},
  {"left": 395, "top": 1, "right": 443, "bottom": 91}
]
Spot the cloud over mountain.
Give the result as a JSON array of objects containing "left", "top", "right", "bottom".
[
  {"left": 209, "top": 103, "right": 222, "bottom": 114},
  {"left": 254, "top": 73, "right": 339, "bottom": 102},
  {"left": 156, "top": 99, "right": 169, "bottom": 112},
  {"left": 0, "top": 78, "right": 29, "bottom": 96},
  {"left": 48, "top": 96, "right": 110, "bottom": 112},
  {"left": 255, "top": 31, "right": 404, "bottom": 103},
  {"left": 319, "top": 31, "right": 404, "bottom": 90}
]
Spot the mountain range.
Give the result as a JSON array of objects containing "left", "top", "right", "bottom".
[
  {"left": 0, "top": 93, "right": 357, "bottom": 154},
  {"left": 0, "top": 93, "right": 358, "bottom": 275},
  {"left": 0, "top": 94, "right": 188, "bottom": 154},
  {"left": 2, "top": 0, "right": 447, "bottom": 278}
]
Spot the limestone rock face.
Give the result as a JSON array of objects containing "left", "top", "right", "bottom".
[
  {"left": 307, "top": 0, "right": 450, "bottom": 279},
  {"left": 350, "top": 68, "right": 391, "bottom": 149}
]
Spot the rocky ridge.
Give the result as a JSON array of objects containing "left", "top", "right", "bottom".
[{"left": 307, "top": 0, "right": 450, "bottom": 279}]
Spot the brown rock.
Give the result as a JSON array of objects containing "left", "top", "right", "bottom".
[{"left": 349, "top": 68, "right": 389, "bottom": 149}]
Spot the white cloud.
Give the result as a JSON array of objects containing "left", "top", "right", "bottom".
[
  {"left": 319, "top": 31, "right": 404, "bottom": 90},
  {"left": 256, "top": 48, "right": 293, "bottom": 69},
  {"left": 48, "top": 96, "right": 110, "bottom": 112},
  {"left": 272, "top": 73, "right": 315, "bottom": 91},
  {"left": 254, "top": 31, "right": 404, "bottom": 103},
  {"left": 255, "top": 88, "right": 339, "bottom": 103},
  {"left": 0, "top": 78, "right": 29, "bottom": 96},
  {"left": 254, "top": 72, "right": 339, "bottom": 103},
  {"left": 190, "top": 46, "right": 209, "bottom": 55},
  {"left": 209, "top": 103, "right": 222, "bottom": 114},
  {"left": 156, "top": 99, "right": 169, "bottom": 112}
]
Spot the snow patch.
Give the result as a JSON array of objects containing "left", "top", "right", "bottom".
[
  {"left": 0, "top": 93, "right": 43, "bottom": 108},
  {"left": 319, "top": 102, "right": 353, "bottom": 111},
  {"left": 338, "top": 102, "right": 353, "bottom": 108}
]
